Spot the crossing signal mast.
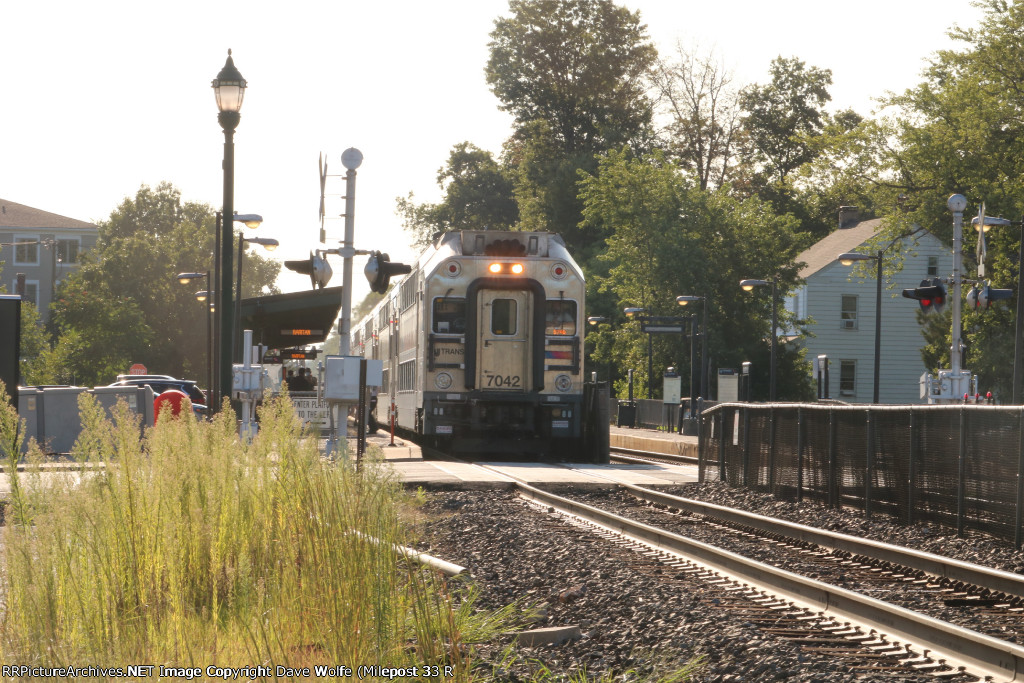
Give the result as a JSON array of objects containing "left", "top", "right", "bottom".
[{"left": 910, "top": 196, "right": 1014, "bottom": 403}]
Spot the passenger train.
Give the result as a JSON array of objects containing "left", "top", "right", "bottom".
[{"left": 352, "top": 230, "right": 587, "bottom": 459}]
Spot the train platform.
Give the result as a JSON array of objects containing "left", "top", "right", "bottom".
[{"left": 351, "top": 425, "right": 699, "bottom": 490}]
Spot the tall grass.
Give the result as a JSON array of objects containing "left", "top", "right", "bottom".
[{"left": 0, "top": 387, "right": 509, "bottom": 678}]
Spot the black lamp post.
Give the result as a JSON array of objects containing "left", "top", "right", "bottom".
[
  {"left": 676, "top": 295, "right": 708, "bottom": 403},
  {"left": 624, "top": 307, "right": 653, "bottom": 399},
  {"left": 837, "top": 250, "right": 884, "bottom": 404},
  {"left": 740, "top": 278, "right": 778, "bottom": 401},
  {"left": 212, "top": 49, "right": 247, "bottom": 414},
  {"left": 177, "top": 271, "right": 212, "bottom": 406}
]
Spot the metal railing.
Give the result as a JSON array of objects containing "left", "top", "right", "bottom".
[{"left": 698, "top": 402, "right": 1024, "bottom": 547}]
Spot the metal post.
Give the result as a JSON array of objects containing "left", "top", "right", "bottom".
[
  {"left": 865, "top": 409, "right": 873, "bottom": 517},
  {"left": 958, "top": 404, "right": 967, "bottom": 537},
  {"left": 689, "top": 315, "right": 698, "bottom": 412},
  {"left": 646, "top": 332, "right": 653, "bottom": 400},
  {"left": 1015, "top": 217, "right": 1024, "bottom": 404},
  {"left": 770, "top": 279, "right": 778, "bottom": 402},
  {"left": 700, "top": 297, "right": 709, "bottom": 399},
  {"left": 213, "top": 213, "right": 221, "bottom": 410},
  {"left": 1016, "top": 408, "right": 1024, "bottom": 548},
  {"left": 235, "top": 236, "right": 244, "bottom": 358},
  {"left": 950, "top": 195, "right": 965, "bottom": 391},
  {"left": 339, "top": 148, "right": 362, "bottom": 356},
  {"left": 219, "top": 123, "right": 236, "bottom": 416},
  {"left": 873, "top": 250, "right": 883, "bottom": 404},
  {"left": 205, "top": 272, "right": 213, "bottom": 409}
]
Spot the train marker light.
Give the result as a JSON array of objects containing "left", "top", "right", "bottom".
[{"left": 902, "top": 277, "right": 947, "bottom": 314}]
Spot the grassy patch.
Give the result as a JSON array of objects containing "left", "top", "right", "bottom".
[{"left": 0, "top": 386, "right": 519, "bottom": 679}]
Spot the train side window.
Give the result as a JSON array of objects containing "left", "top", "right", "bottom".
[
  {"left": 491, "top": 298, "right": 517, "bottom": 335},
  {"left": 433, "top": 297, "right": 466, "bottom": 334},
  {"left": 545, "top": 300, "right": 577, "bottom": 336}
]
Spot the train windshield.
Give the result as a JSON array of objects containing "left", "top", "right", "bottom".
[
  {"left": 545, "top": 300, "right": 577, "bottom": 336},
  {"left": 432, "top": 297, "right": 466, "bottom": 334}
]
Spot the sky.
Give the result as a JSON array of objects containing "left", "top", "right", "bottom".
[{"left": 0, "top": 0, "right": 986, "bottom": 306}]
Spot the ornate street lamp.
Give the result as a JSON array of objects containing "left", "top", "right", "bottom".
[{"left": 212, "top": 50, "right": 247, "bottom": 413}]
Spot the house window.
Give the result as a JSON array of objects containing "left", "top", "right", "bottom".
[
  {"left": 839, "top": 360, "right": 857, "bottom": 396},
  {"left": 14, "top": 237, "right": 39, "bottom": 266},
  {"left": 13, "top": 280, "right": 39, "bottom": 307},
  {"left": 927, "top": 256, "right": 938, "bottom": 276},
  {"left": 56, "top": 238, "right": 80, "bottom": 264},
  {"left": 840, "top": 295, "right": 858, "bottom": 329}
]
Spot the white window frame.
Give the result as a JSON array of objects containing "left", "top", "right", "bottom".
[
  {"left": 839, "top": 359, "right": 857, "bottom": 397},
  {"left": 56, "top": 237, "right": 81, "bottom": 265},
  {"left": 840, "top": 295, "right": 858, "bottom": 330},
  {"left": 13, "top": 235, "right": 40, "bottom": 266}
]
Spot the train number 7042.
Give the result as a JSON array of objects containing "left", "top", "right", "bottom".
[{"left": 483, "top": 373, "right": 521, "bottom": 388}]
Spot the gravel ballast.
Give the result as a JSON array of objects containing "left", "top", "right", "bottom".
[{"left": 414, "top": 481, "right": 1023, "bottom": 682}]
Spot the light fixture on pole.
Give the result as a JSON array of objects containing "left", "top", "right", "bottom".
[
  {"left": 676, "top": 295, "right": 708, "bottom": 403},
  {"left": 739, "top": 278, "right": 778, "bottom": 401},
  {"left": 837, "top": 251, "right": 885, "bottom": 404},
  {"left": 212, "top": 49, "right": 247, "bottom": 414},
  {"left": 235, "top": 235, "right": 278, "bottom": 355},
  {"left": 176, "top": 271, "right": 213, "bottom": 410},
  {"left": 624, "top": 307, "right": 653, "bottom": 399}
]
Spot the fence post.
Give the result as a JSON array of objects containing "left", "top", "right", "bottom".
[
  {"left": 828, "top": 407, "right": 837, "bottom": 508},
  {"left": 1016, "top": 408, "right": 1024, "bottom": 549},
  {"left": 718, "top": 407, "right": 726, "bottom": 482},
  {"left": 865, "top": 408, "right": 873, "bottom": 518},
  {"left": 907, "top": 408, "right": 917, "bottom": 526},
  {"left": 957, "top": 404, "right": 967, "bottom": 537},
  {"left": 768, "top": 407, "right": 777, "bottom": 494},
  {"left": 742, "top": 406, "right": 751, "bottom": 486},
  {"left": 797, "top": 406, "right": 804, "bottom": 502}
]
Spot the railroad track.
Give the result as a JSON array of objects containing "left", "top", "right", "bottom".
[
  {"left": 609, "top": 445, "right": 697, "bottom": 466},
  {"left": 467, "top": 462, "right": 1024, "bottom": 681}
]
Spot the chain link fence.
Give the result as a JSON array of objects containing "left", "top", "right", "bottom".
[{"left": 698, "top": 402, "right": 1024, "bottom": 547}]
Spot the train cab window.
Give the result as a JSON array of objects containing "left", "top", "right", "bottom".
[
  {"left": 491, "top": 298, "right": 518, "bottom": 335},
  {"left": 432, "top": 297, "right": 466, "bottom": 334},
  {"left": 545, "top": 300, "right": 577, "bottom": 336}
]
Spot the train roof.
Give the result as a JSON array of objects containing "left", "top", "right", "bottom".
[{"left": 431, "top": 230, "right": 566, "bottom": 257}]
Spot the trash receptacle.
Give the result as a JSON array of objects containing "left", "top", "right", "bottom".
[{"left": 616, "top": 401, "right": 636, "bottom": 428}]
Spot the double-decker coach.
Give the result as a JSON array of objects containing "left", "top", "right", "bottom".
[{"left": 353, "top": 230, "right": 586, "bottom": 459}]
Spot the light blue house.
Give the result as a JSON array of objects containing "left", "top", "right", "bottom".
[{"left": 787, "top": 212, "right": 952, "bottom": 404}]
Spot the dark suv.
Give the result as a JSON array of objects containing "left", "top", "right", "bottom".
[{"left": 107, "top": 376, "right": 208, "bottom": 416}]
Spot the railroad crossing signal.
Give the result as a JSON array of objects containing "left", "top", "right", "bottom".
[
  {"left": 902, "top": 277, "right": 947, "bottom": 314},
  {"left": 364, "top": 251, "right": 412, "bottom": 294},
  {"left": 967, "top": 281, "right": 1013, "bottom": 311},
  {"left": 285, "top": 251, "right": 333, "bottom": 290}
]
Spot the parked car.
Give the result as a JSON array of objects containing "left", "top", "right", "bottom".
[{"left": 106, "top": 377, "right": 207, "bottom": 417}]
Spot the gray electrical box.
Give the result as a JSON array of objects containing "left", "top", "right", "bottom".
[{"left": 323, "top": 356, "right": 383, "bottom": 402}]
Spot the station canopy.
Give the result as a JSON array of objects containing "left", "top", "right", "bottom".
[{"left": 238, "top": 286, "right": 343, "bottom": 347}]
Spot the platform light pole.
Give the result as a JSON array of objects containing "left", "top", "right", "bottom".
[
  {"left": 739, "top": 278, "right": 778, "bottom": 401},
  {"left": 837, "top": 251, "right": 884, "bottom": 404},
  {"left": 624, "top": 307, "right": 653, "bottom": 399},
  {"left": 177, "top": 271, "right": 212, "bottom": 405},
  {"left": 676, "top": 295, "right": 708, "bottom": 403},
  {"left": 235, "top": 235, "right": 278, "bottom": 356},
  {"left": 212, "top": 50, "right": 247, "bottom": 413}
]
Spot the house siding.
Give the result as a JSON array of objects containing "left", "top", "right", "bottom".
[{"left": 795, "top": 233, "right": 953, "bottom": 404}]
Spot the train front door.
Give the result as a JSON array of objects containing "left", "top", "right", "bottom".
[{"left": 476, "top": 289, "right": 532, "bottom": 391}]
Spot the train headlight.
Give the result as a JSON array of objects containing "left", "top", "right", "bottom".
[
  {"left": 435, "top": 372, "right": 453, "bottom": 390},
  {"left": 488, "top": 262, "right": 502, "bottom": 274},
  {"left": 511, "top": 263, "right": 524, "bottom": 274},
  {"left": 555, "top": 374, "right": 573, "bottom": 393}
]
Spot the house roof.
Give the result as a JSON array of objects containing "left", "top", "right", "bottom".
[
  {"left": 798, "top": 217, "right": 883, "bottom": 279},
  {"left": 0, "top": 199, "right": 96, "bottom": 231}
]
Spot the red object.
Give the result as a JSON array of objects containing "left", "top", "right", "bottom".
[
  {"left": 154, "top": 389, "right": 189, "bottom": 421},
  {"left": 128, "top": 363, "right": 148, "bottom": 376}
]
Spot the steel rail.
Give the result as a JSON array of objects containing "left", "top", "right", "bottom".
[
  {"left": 470, "top": 464, "right": 1024, "bottom": 682},
  {"left": 594, "top": 478, "right": 1024, "bottom": 602},
  {"left": 609, "top": 447, "right": 698, "bottom": 466}
]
